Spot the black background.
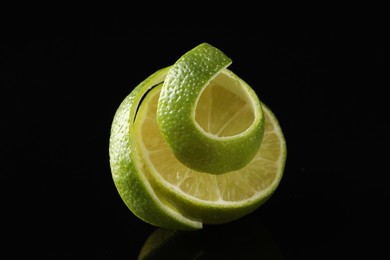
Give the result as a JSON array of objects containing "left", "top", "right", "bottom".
[{"left": 1, "top": 9, "right": 388, "bottom": 259}]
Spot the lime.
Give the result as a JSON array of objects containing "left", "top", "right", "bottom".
[
  {"left": 135, "top": 84, "right": 286, "bottom": 224},
  {"left": 109, "top": 43, "right": 287, "bottom": 230}
]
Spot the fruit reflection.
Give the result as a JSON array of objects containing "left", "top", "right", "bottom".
[{"left": 138, "top": 215, "right": 283, "bottom": 259}]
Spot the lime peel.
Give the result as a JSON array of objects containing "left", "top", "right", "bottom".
[
  {"left": 110, "top": 67, "right": 202, "bottom": 230},
  {"left": 157, "top": 43, "right": 265, "bottom": 174}
]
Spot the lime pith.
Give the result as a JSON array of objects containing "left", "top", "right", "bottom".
[{"left": 109, "top": 43, "right": 287, "bottom": 230}]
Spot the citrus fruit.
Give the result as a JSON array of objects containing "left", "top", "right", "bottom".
[
  {"left": 135, "top": 84, "right": 286, "bottom": 224},
  {"left": 109, "top": 43, "right": 287, "bottom": 230}
]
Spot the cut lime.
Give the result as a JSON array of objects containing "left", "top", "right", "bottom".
[
  {"left": 135, "top": 84, "right": 286, "bottom": 224},
  {"left": 109, "top": 43, "right": 286, "bottom": 230}
]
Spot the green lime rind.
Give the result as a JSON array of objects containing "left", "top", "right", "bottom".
[
  {"left": 109, "top": 66, "right": 202, "bottom": 230},
  {"left": 157, "top": 43, "right": 264, "bottom": 174}
]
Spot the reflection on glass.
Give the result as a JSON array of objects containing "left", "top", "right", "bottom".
[{"left": 138, "top": 217, "right": 283, "bottom": 259}]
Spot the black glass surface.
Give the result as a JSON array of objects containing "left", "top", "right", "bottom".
[{"left": 2, "top": 14, "right": 388, "bottom": 259}]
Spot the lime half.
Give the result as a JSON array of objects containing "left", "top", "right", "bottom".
[{"left": 135, "top": 84, "right": 286, "bottom": 224}]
